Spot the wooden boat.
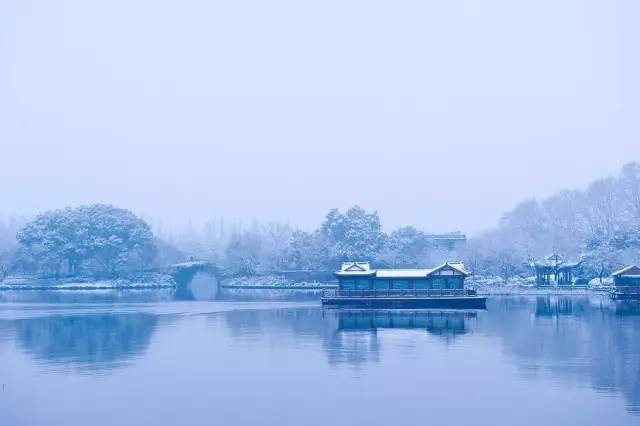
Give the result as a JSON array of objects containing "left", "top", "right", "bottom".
[{"left": 321, "top": 261, "right": 486, "bottom": 309}]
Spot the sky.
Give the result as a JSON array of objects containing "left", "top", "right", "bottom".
[{"left": 1, "top": 0, "right": 639, "bottom": 235}]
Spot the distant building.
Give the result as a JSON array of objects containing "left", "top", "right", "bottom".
[
  {"left": 611, "top": 266, "right": 640, "bottom": 299},
  {"left": 424, "top": 232, "right": 467, "bottom": 251}
]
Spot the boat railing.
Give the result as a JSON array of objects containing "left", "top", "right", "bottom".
[{"left": 322, "top": 289, "right": 477, "bottom": 298}]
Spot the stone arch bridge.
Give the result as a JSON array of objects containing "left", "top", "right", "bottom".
[{"left": 165, "top": 261, "right": 227, "bottom": 300}]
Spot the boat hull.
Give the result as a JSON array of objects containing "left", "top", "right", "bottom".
[
  {"left": 611, "top": 292, "right": 640, "bottom": 300},
  {"left": 321, "top": 295, "right": 487, "bottom": 309}
]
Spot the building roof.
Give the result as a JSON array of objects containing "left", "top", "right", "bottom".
[
  {"left": 437, "top": 261, "right": 472, "bottom": 276},
  {"left": 334, "top": 262, "right": 377, "bottom": 277},
  {"left": 376, "top": 269, "right": 433, "bottom": 278},
  {"left": 423, "top": 232, "right": 467, "bottom": 241},
  {"left": 335, "top": 261, "right": 472, "bottom": 279},
  {"left": 612, "top": 265, "right": 640, "bottom": 277},
  {"left": 532, "top": 253, "right": 582, "bottom": 269}
]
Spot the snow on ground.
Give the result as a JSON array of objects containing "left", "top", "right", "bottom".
[
  {"left": 0, "top": 272, "right": 176, "bottom": 290},
  {"left": 221, "top": 275, "right": 335, "bottom": 288},
  {"left": 470, "top": 275, "right": 614, "bottom": 295}
]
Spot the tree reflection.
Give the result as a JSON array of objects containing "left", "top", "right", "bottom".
[
  {"left": 15, "top": 313, "right": 158, "bottom": 371},
  {"left": 482, "top": 297, "right": 640, "bottom": 415},
  {"left": 221, "top": 299, "right": 640, "bottom": 414}
]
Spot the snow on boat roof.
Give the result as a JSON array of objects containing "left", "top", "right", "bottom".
[
  {"left": 612, "top": 265, "right": 640, "bottom": 276},
  {"left": 335, "top": 262, "right": 472, "bottom": 278},
  {"left": 335, "top": 262, "right": 377, "bottom": 276},
  {"left": 376, "top": 269, "right": 433, "bottom": 278},
  {"left": 340, "top": 262, "right": 372, "bottom": 272},
  {"left": 441, "top": 261, "right": 472, "bottom": 276}
]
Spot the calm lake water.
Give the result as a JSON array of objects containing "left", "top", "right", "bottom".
[{"left": 1, "top": 290, "right": 639, "bottom": 426}]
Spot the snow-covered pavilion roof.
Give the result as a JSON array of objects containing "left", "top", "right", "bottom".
[{"left": 532, "top": 254, "right": 582, "bottom": 269}]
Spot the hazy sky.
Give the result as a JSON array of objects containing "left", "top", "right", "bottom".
[{"left": 2, "top": 0, "right": 639, "bottom": 235}]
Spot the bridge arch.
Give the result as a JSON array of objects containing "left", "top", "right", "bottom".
[{"left": 168, "top": 261, "right": 225, "bottom": 300}]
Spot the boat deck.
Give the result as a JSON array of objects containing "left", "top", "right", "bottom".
[{"left": 321, "top": 289, "right": 486, "bottom": 309}]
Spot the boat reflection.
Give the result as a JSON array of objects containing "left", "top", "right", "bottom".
[{"left": 331, "top": 309, "right": 475, "bottom": 337}]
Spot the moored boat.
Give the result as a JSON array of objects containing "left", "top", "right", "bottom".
[
  {"left": 322, "top": 261, "right": 486, "bottom": 309},
  {"left": 611, "top": 265, "right": 640, "bottom": 299}
]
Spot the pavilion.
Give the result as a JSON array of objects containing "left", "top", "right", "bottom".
[{"left": 532, "top": 254, "right": 582, "bottom": 287}]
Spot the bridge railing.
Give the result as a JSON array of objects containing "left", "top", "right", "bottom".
[{"left": 322, "top": 289, "right": 477, "bottom": 298}]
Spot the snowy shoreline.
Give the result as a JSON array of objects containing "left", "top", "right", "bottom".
[
  {"left": 221, "top": 275, "right": 337, "bottom": 290},
  {"left": 221, "top": 283, "right": 337, "bottom": 290},
  {"left": 469, "top": 275, "right": 615, "bottom": 296},
  {"left": 475, "top": 287, "right": 612, "bottom": 296},
  {"left": 0, "top": 273, "right": 176, "bottom": 291}
]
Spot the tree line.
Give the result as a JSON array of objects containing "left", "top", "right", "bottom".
[
  {"left": 467, "top": 162, "right": 640, "bottom": 280},
  {"left": 0, "top": 204, "right": 461, "bottom": 280},
  {"left": 1, "top": 162, "right": 638, "bottom": 281},
  {"left": 177, "top": 205, "right": 462, "bottom": 277}
]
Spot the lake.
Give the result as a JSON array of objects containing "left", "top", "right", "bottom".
[{"left": 0, "top": 291, "right": 639, "bottom": 426}]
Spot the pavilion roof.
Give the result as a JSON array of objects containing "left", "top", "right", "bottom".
[{"left": 532, "top": 254, "right": 581, "bottom": 269}]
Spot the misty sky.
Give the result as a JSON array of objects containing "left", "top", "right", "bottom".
[{"left": 2, "top": 0, "right": 639, "bottom": 235}]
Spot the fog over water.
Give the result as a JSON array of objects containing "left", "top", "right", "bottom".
[{"left": 2, "top": 1, "right": 640, "bottom": 234}]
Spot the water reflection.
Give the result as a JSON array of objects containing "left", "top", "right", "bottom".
[
  {"left": 12, "top": 313, "right": 158, "bottom": 372},
  {"left": 327, "top": 309, "right": 475, "bottom": 366},
  {"left": 614, "top": 300, "right": 640, "bottom": 316},
  {"left": 333, "top": 309, "right": 474, "bottom": 336},
  {"left": 221, "top": 307, "right": 476, "bottom": 367},
  {"left": 223, "top": 307, "right": 336, "bottom": 342},
  {"left": 483, "top": 297, "right": 640, "bottom": 415},
  {"left": 219, "top": 288, "right": 323, "bottom": 302},
  {"left": 220, "top": 299, "right": 640, "bottom": 414},
  {"left": 0, "top": 294, "right": 639, "bottom": 419},
  {"left": 0, "top": 289, "right": 176, "bottom": 304}
]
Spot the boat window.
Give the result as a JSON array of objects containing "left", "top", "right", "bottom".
[
  {"left": 432, "top": 278, "right": 446, "bottom": 289},
  {"left": 447, "top": 278, "right": 463, "bottom": 289},
  {"left": 340, "top": 279, "right": 354, "bottom": 290},
  {"left": 393, "top": 279, "right": 410, "bottom": 289},
  {"left": 413, "top": 279, "right": 428, "bottom": 289},
  {"left": 356, "top": 279, "right": 370, "bottom": 290},
  {"left": 374, "top": 280, "right": 390, "bottom": 290}
]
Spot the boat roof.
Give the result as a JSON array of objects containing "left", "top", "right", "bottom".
[
  {"left": 612, "top": 265, "right": 640, "bottom": 277},
  {"left": 335, "top": 261, "right": 472, "bottom": 278},
  {"left": 376, "top": 269, "right": 433, "bottom": 278},
  {"left": 334, "top": 262, "right": 376, "bottom": 277}
]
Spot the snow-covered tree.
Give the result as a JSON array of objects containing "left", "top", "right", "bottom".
[
  {"left": 320, "top": 206, "right": 385, "bottom": 264},
  {"left": 469, "top": 162, "right": 640, "bottom": 280},
  {"left": 620, "top": 162, "right": 640, "bottom": 226},
  {"left": 16, "top": 204, "right": 156, "bottom": 277},
  {"left": 224, "top": 231, "right": 262, "bottom": 276},
  {"left": 283, "top": 230, "right": 328, "bottom": 271},
  {"left": 376, "top": 226, "right": 429, "bottom": 268}
]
